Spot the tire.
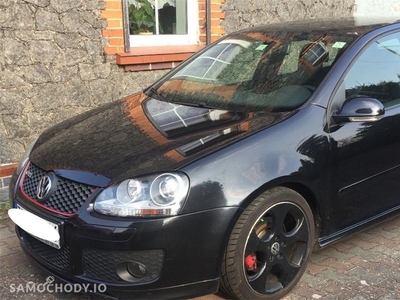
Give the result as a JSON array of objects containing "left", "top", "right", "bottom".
[{"left": 220, "top": 187, "right": 315, "bottom": 300}]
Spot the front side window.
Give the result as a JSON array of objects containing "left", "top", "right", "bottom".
[
  {"left": 152, "top": 28, "right": 362, "bottom": 112},
  {"left": 344, "top": 32, "right": 400, "bottom": 108},
  {"left": 128, "top": 0, "right": 198, "bottom": 46}
]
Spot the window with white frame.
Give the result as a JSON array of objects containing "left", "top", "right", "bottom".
[{"left": 127, "top": 0, "right": 199, "bottom": 47}]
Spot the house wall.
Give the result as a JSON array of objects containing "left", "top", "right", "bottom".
[
  {"left": 223, "top": 0, "right": 355, "bottom": 33},
  {"left": 0, "top": 0, "right": 168, "bottom": 166},
  {"left": 0, "top": 0, "right": 369, "bottom": 169}
]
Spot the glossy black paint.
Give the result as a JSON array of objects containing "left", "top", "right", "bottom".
[
  {"left": 181, "top": 104, "right": 331, "bottom": 213},
  {"left": 9, "top": 18, "right": 400, "bottom": 299},
  {"left": 29, "top": 92, "right": 291, "bottom": 183}
]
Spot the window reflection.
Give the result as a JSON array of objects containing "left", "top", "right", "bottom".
[{"left": 144, "top": 98, "right": 245, "bottom": 137}]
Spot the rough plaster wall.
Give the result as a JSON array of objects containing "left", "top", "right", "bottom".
[
  {"left": 223, "top": 0, "right": 355, "bottom": 33},
  {"left": 0, "top": 0, "right": 166, "bottom": 164}
]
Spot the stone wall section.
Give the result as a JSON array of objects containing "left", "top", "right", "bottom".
[{"left": 0, "top": 0, "right": 167, "bottom": 165}]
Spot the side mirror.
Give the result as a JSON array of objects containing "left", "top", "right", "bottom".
[{"left": 333, "top": 96, "right": 385, "bottom": 122}]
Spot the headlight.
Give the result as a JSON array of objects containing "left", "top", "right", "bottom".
[
  {"left": 93, "top": 173, "right": 189, "bottom": 217},
  {"left": 16, "top": 138, "right": 38, "bottom": 176}
]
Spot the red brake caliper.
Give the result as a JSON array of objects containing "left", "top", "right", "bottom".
[{"left": 245, "top": 253, "right": 257, "bottom": 270}]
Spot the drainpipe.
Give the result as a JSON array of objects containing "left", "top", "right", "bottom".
[
  {"left": 122, "top": 0, "right": 131, "bottom": 53},
  {"left": 206, "top": 0, "right": 211, "bottom": 45}
]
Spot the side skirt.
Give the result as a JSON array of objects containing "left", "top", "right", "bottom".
[{"left": 318, "top": 204, "right": 400, "bottom": 248}]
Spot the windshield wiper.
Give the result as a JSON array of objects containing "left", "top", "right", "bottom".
[
  {"left": 146, "top": 87, "right": 168, "bottom": 102},
  {"left": 146, "top": 87, "right": 222, "bottom": 109},
  {"left": 170, "top": 100, "right": 226, "bottom": 110}
]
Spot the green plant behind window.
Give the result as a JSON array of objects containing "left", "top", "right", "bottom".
[{"left": 129, "top": 0, "right": 155, "bottom": 34}]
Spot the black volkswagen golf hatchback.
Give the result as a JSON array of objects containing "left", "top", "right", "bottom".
[{"left": 8, "top": 17, "right": 400, "bottom": 299}]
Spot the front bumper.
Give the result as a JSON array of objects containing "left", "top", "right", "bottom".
[{"left": 9, "top": 172, "right": 240, "bottom": 299}]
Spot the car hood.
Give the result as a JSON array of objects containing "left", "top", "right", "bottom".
[{"left": 30, "top": 92, "right": 293, "bottom": 184}]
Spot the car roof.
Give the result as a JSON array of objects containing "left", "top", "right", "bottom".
[{"left": 235, "top": 17, "right": 400, "bottom": 36}]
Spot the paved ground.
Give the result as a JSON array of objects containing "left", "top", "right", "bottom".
[{"left": 1, "top": 214, "right": 400, "bottom": 299}]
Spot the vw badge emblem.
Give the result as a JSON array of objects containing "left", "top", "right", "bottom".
[
  {"left": 271, "top": 242, "right": 280, "bottom": 256},
  {"left": 36, "top": 175, "right": 52, "bottom": 200}
]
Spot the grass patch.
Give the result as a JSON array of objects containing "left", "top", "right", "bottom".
[{"left": 0, "top": 201, "right": 11, "bottom": 219}]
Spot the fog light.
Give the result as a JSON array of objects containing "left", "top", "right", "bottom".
[
  {"left": 116, "top": 261, "right": 147, "bottom": 282},
  {"left": 127, "top": 262, "right": 146, "bottom": 278}
]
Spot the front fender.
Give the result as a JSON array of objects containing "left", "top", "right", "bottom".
[{"left": 181, "top": 104, "right": 331, "bottom": 219}]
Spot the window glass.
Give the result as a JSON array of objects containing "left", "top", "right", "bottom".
[
  {"left": 344, "top": 32, "right": 400, "bottom": 108},
  {"left": 128, "top": 0, "right": 187, "bottom": 35},
  {"left": 153, "top": 30, "right": 360, "bottom": 112},
  {"left": 128, "top": 0, "right": 197, "bottom": 46}
]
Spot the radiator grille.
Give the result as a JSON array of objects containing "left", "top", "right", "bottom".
[{"left": 21, "top": 163, "right": 95, "bottom": 215}]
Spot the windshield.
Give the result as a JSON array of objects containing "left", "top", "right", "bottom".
[{"left": 153, "top": 28, "right": 362, "bottom": 111}]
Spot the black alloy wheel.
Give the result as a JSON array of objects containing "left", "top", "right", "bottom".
[{"left": 220, "top": 187, "right": 315, "bottom": 300}]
